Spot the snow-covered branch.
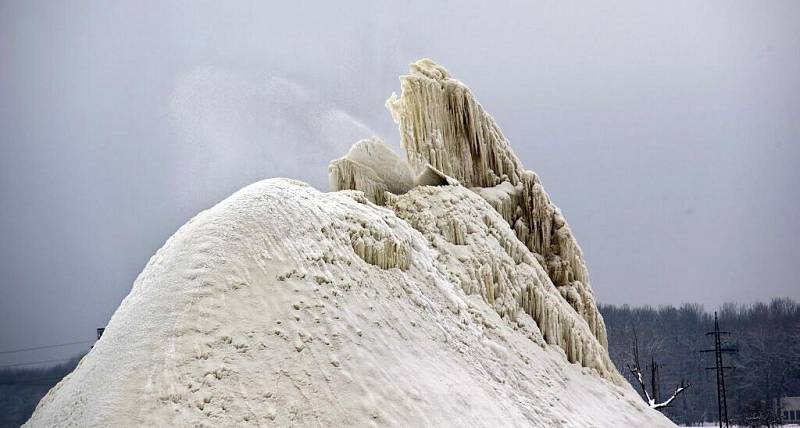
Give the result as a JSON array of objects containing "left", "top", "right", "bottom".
[
  {"left": 627, "top": 363, "right": 652, "bottom": 403},
  {"left": 627, "top": 363, "right": 690, "bottom": 410},
  {"left": 651, "top": 382, "right": 690, "bottom": 410}
]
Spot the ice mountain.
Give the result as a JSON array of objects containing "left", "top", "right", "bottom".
[{"left": 26, "top": 60, "right": 674, "bottom": 427}]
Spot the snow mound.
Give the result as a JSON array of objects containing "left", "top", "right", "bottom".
[{"left": 26, "top": 60, "right": 675, "bottom": 427}]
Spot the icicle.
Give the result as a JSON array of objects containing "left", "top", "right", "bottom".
[{"left": 348, "top": 227, "right": 410, "bottom": 271}]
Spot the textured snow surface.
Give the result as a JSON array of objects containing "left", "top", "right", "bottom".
[{"left": 26, "top": 60, "right": 675, "bottom": 427}]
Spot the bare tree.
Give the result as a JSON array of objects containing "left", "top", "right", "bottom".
[{"left": 626, "top": 329, "right": 691, "bottom": 410}]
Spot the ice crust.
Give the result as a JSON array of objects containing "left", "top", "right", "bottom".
[{"left": 25, "top": 60, "right": 675, "bottom": 427}]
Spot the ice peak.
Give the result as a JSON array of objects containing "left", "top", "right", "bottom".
[{"left": 332, "top": 59, "right": 612, "bottom": 376}]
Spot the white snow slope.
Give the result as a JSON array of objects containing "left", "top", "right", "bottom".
[{"left": 26, "top": 60, "right": 675, "bottom": 427}]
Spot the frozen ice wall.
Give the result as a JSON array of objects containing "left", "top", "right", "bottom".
[
  {"left": 335, "top": 59, "right": 608, "bottom": 354},
  {"left": 386, "top": 59, "right": 607, "bottom": 348}
]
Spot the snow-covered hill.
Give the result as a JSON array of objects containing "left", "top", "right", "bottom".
[{"left": 25, "top": 60, "right": 675, "bottom": 427}]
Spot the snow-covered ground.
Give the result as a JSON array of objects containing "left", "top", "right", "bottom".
[{"left": 25, "top": 60, "right": 675, "bottom": 427}]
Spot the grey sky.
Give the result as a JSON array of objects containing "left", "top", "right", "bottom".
[{"left": 1, "top": 1, "right": 798, "bottom": 364}]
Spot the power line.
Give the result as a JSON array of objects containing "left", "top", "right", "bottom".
[
  {"left": 0, "top": 383, "right": 57, "bottom": 386},
  {"left": 0, "top": 339, "right": 95, "bottom": 355},
  {"left": 0, "top": 376, "right": 66, "bottom": 386},
  {"left": 0, "top": 357, "right": 81, "bottom": 369},
  {"left": 0, "top": 381, "right": 62, "bottom": 386},
  {"left": 0, "top": 376, "right": 65, "bottom": 383}
]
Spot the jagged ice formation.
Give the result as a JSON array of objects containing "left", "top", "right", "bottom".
[
  {"left": 25, "top": 60, "right": 674, "bottom": 427},
  {"left": 387, "top": 186, "right": 613, "bottom": 375},
  {"left": 386, "top": 59, "right": 606, "bottom": 349}
]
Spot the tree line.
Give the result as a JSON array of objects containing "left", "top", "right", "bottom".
[
  {"left": 0, "top": 354, "right": 83, "bottom": 428},
  {"left": 599, "top": 298, "right": 800, "bottom": 426}
]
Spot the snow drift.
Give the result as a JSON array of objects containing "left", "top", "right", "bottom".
[{"left": 26, "top": 60, "right": 674, "bottom": 427}]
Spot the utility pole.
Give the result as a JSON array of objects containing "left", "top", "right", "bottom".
[{"left": 701, "top": 312, "right": 736, "bottom": 428}]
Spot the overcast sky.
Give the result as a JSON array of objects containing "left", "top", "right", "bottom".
[{"left": 1, "top": 1, "right": 798, "bottom": 364}]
